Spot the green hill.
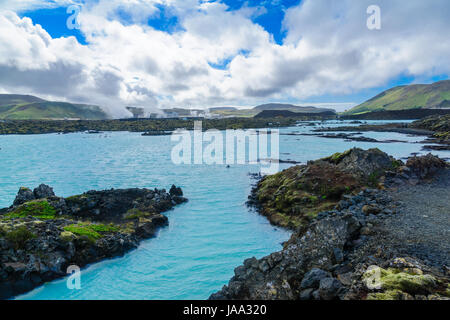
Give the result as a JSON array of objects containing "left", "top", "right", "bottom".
[
  {"left": 346, "top": 80, "right": 450, "bottom": 115},
  {"left": 208, "top": 103, "right": 336, "bottom": 117},
  {"left": 0, "top": 94, "right": 109, "bottom": 120}
]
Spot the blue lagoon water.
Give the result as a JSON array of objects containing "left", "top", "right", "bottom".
[{"left": 0, "top": 120, "right": 447, "bottom": 299}]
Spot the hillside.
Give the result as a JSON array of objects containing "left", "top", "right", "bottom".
[
  {"left": 0, "top": 94, "right": 109, "bottom": 120},
  {"left": 207, "top": 103, "right": 336, "bottom": 117},
  {"left": 346, "top": 80, "right": 450, "bottom": 115},
  {"left": 255, "top": 110, "right": 336, "bottom": 119}
]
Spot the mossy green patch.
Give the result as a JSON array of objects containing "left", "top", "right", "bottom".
[
  {"left": 363, "top": 266, "right": 437, "bottom": 296},
  {"left": 6, "top": 200, "right": 56, "bottom": 220},
  {"left": 89, "top": 223, "right": 120, "bottom": 233},
  {"left": 323, "top": 150, "right": 351, "bottom": 164},
  {"left": 63, "top": 223, "right": 120, "bottom": 242},
  {"left": 366, "top": 290, "right": 404, "bottom": 300},
  {"left": 63, "top": 224, "right": 102, "bottom": 242},
  {"left": 60, "top": 231, "right": 76, "bottom": 242}
]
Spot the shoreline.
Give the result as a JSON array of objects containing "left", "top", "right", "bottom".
[{"left": 211, "top": 150, "right": 450, "bottom": 300}]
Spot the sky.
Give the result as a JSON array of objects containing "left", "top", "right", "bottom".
[{"left": 0, "top": 0, "right": 449, "bottom": 116}]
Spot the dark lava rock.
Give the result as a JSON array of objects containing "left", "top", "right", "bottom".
[
  {"left": 319, "top": 277, "right": 343, "bottom": 300},
  {"left": 300, "top": 268, "right": 331, "bottom": 289},
  {"left": 13, "top": 187, "right": 35, "bottom": 206},
  {"left": 169, "top": 184, "right": 183, "bottom": 197},
  {"left": 33, "top": 184, "right": 55, "bottom": 199}
]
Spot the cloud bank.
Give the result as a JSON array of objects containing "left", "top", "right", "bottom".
[{"left": 0, "top": 0, "right": 449, "bottom": 116}]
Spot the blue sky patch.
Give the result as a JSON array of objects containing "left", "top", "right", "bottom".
[{"left": 20, "top": 6, "right": 87, "bottom": 44}]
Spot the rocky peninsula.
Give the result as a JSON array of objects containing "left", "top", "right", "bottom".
[
  {"left": 211, "top": 149, "right": 450, "bottom": 300},
  {"left": 0, "top": 184, "right": 187, "bottom": 299}
]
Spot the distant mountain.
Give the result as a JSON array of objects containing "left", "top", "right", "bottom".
[
  {"left": 208, "top": 107, "right": 237, "bottom": 112},
  {"left": 253, "top": 103, "right": 336, "bottom": 114},
  {"left": 346, "top": 80, "right": 450, "bottom": 115},
  {"left": 0, "top": 94, "right": 109, "bottom": 120},
  {"left": 0, "top": 94, "right": 45, "bottom": 106},
  {"left": 255, "top": 110, "right": 337, "bottom": 118}
]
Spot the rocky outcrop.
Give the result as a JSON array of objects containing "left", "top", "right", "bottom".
[
  {"left": 211, "top": 152, "right": 449, "bottom": 300},
  {"left": 13, "top": 184, "right": 56, "bottom": 206},
  {"left": 0, "top": 184, "right": 187, "bottom": 299},
  {"left": 247, "top": 148, "right": 399, "bottom": 229}
]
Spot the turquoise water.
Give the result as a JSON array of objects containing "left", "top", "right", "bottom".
[{"left": 0, "top": 120, "right": 447, "bottom": 300}]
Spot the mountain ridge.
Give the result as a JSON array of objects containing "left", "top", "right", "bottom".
[
  {"left": 346, "top": 80, "right": 450, "bottom": 115},
  {"left": 0, "top": 94, "right": 109, "bottom": 120}
]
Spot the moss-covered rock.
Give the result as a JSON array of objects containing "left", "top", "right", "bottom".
[
  {"left": 366, "top": 289, "right": 405, "bottom": 300},
  {"left": 250, "top": 148, "right": 396, "bottom": 229},
  {"left": 60, "top": 230, "right": 76, "bottom": 242},
  {"left": 363, "top": 266, "right": 438, "bottom": 298},
  {"left": 6, "top": 200, "right": 56, "bottom": 220}
]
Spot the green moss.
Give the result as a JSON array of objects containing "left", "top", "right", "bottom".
[
  {"left": 5, "top": 226, "right": 36, "bottom": 249},
  {"left": 124, "top": 208, "right": 152, "bottom": 220},
  {"left": 6, "top": 200, "right": 56, "bottom": 220},
  {"left": 63, "top": 224, "right": 102, "bottom": 242},
  {"left": 323, "top": 150, "right": 351, "bottom": 164},
  {"left": 363, "top": 266, "right": 437, "bottom": 295},
  {"left": 382, "top": 271, "right": 436, "bottom": 294},
  {"left": 63, "top": 223, "right": 120, "bottom": 242},
  {"left": 367, "top": 290, "right": 404, "bottom": 300},
  {"left": 89, "top": 223, "right": 120, "bottom": 233},
  {"left": 60, "top": 231, "right": 76, "bottom": 242}
]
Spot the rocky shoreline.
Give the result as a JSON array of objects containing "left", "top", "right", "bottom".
[
  {"left": 0, "top": 184, "right": 187, "bottom": 299},
  {"left": 211, "top": 149, "right": 449, "bottom": 300}
]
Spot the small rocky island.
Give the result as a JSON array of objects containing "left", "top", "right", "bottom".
[
  {"left": 0, "top": 184, "right": 187, "bottom": 299},
  {"left": 211, "top": 148, "right": 450, "bottom": 300}
]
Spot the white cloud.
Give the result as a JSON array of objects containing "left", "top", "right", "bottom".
[
  {"left": 0, "top": 0, "right": 76, "bottom": 12},
  {"left": 0, "top": 0, "right": 449, "bottom": 116}
]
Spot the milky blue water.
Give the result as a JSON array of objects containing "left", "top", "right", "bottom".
[{"left": 0, "top": 120, "right": 447, "bottom": 300}]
